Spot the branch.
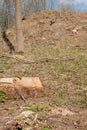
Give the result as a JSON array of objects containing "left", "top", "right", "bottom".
[{"left": 0, "top": 55, "right": 75, "bottom": 64}]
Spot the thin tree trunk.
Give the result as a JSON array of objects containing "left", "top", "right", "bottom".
[
  {"left": 5, "top": 0, "right": 11, "bottom": 28},
  {"left": 15, "top": 0, "right": 24, "bottom": 53}
]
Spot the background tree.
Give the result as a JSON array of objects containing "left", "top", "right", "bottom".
[
  {"left": 0, "top": 0, "right": 56, "bottom": 32},
  {"left": 0, "top": 0, "right": 15, "bottom": 31},
  {"left": 5, "top": 0, "right": 11, "bottom": 28},
  {"left": 58, "top": 0, "right": 75, "bottom": 12},
  {"left": 15, "top": 0, "right": 24, "bottom": 53}
]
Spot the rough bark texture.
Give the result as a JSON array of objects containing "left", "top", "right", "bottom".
[{"left": 15, "top": 0, "right": 24, "bottom": 53}]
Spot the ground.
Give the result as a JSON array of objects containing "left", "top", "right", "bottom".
[{"left": 0, "top": 10, "right": 87, "bottom": 130}]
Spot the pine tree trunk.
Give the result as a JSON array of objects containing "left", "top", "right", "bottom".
[{"left": 15, "top": 0, "right": 24, "bottom": 53}]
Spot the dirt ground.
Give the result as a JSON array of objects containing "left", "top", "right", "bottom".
[{"left": 0, "top": 10, "right": 87, "bottom": 130}]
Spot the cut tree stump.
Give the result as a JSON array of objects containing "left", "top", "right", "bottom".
[{"left": 0, "top": 77, "right": 46, "bottom": 100}]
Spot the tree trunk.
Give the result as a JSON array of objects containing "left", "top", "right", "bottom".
[
  {"left": 15, "top": 0, "right": 24, "bottom": 53},
  {"left": 5, "top": 0, "right": 11, "bottom": 28}
]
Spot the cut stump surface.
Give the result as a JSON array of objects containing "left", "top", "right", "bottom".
[{"left": 0, "top": 77, "right": 45, "bottom": 100}]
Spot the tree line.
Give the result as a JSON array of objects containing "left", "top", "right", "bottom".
[
  {"left": 0, "top": 0, "right": 55, "bottom": 32},
  {"left": 0, "top": 0, "right": 75, "bottom": 32}
]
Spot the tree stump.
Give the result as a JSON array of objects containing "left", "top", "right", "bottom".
[{"left": 0, "top": 77, "right": 46, "bottom": 100}]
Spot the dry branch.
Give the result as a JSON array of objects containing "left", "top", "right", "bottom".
[{"left": 0, "top": 55, "right": 75, "bottom": 64}]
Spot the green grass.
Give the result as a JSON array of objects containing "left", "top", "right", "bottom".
[
  {"left": 24, "top": 103, "right": 49, "bottom": 112},
  {"left": 69, "top": 89, "right": 87, "bottom": 108},
  {"left": 42, "top": 128, "right": 50, "bottom": 130},
  {"left": 0, "top": 42, "right": 87, "bottom": 108},
  {"left": 0, "top": 89, "right": 6, "bottom": 102}
]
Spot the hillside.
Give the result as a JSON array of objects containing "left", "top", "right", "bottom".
[
  {"left": 1, "top": 10, "right": 87, "bottom": 55},
  {"left": 0, "top": 10, "right": 87, "bottom": 130}
]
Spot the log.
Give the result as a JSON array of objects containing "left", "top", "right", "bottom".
[{"left": 0, "top": 77, "right": 46, "bottom": 100}]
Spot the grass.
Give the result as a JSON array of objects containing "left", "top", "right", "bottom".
[
  {"left": 30, "top": 45, "right": 60, "bottom": 58},
  {"left": 9, "top": 45, "right": 87, "bottom": 107},
  {"left": 24, "top": 103, "right": 49, "bottom": 112},
  {"left": 0, "top": 42, "right": 87, "bottom": 108},
  {"left": 69, "top": 89, "right": 87, "bottom": 108},
  {"left": 80, "top": 90, "right": 87, "bottom": 108},
  {"left": 42, "top": 128, "right": 50, "bottom": 130},
  {"left": 0, "top": 89, "right": 6, "bottom": 102},
  {"left": 83, "top": 128, "right": 87, "bottom": 130}
]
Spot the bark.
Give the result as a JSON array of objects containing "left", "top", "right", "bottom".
[
  {"left": 5, "top": 0, "right": 11, "bottom": 28},
  {"left": 15, "top": 0, "right": 24, "bottom": 53},
  {"left": 0, "top": 77, "right": 46, "bottom": 100}
]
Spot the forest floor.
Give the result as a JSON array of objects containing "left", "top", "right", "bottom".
[{"left": 0, "top": 10, "right": 87, "bottom": 130}]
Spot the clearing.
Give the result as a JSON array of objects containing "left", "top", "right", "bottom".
[{"left": 0, "top": 10, "right": 87, "bottom": 130}]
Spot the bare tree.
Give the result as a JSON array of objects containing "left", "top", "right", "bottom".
[
  {"left": 0, "top": 0, "right": 15, "bottom": 31},
  {"left": 5, "top": 0, "right": 11, "bottom": 28},
  {"left": 15, "top": 0, "right": 24, "bottom": 53},
  {"left": 0, "top": 0, "right": 55, "bottom": 32},
  {"left": 58, "top": 1, "right": 75, "bottom": 12}
]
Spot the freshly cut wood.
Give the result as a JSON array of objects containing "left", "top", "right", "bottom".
[
  {"left": 13, "top": 77, "right": 44, "bottom": 89},
  {"left": 0, "top": 78, "right": 13, "bottom": 84},
  {"left": 0, "top": 77, "right": 46, "bottom": 100}
]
